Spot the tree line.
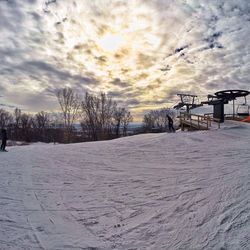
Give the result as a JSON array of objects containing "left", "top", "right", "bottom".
[
  {"left": 0, "top": 87, "right": 177, "bottom": 144},
  {"left": 57, "top": 88, "right": 133, "bottom": 142},
  {"left": 0, "top": 88, "right": 133, "bottom": 143},
  {"left": 0, "top": 108, "right": 58, "bottom": 143}
]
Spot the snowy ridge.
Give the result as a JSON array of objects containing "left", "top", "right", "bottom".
[{"left": 0, "top": 121, "right": 250, "bottom": 249}]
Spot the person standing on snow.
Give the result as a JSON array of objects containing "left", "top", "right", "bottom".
[
  {"left": 1, "top": 129, "right": 8, "bottom": 151},
  {"left": 167, "top": 115, "right": 175, "bottom": 132}
]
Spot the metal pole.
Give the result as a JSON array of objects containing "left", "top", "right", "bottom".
[{"left": 233, "top": 99, "right": 235, "bottom": 118}]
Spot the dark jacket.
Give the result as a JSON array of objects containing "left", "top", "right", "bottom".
[
  {"left": 1, "top": 130, "right": 7, "bottom": 141},
  {"left": 167, "top": 115, "right": 173, "bottom": 125}
]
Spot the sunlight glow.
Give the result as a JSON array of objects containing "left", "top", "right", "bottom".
[{"left": 97, "top": 33, "right": 124, "bottom": 53}]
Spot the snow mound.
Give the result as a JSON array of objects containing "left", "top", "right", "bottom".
[{"left": 1, "top": 123, "right": 250, "bottom": 249}]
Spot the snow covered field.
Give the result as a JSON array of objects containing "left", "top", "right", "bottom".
[{"left": 1, "top": 121, "right": 250, "bottom": 250}]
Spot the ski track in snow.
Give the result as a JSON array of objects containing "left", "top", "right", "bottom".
[{"left": 0, "top": 121, "right": 250, "bottom": 249}]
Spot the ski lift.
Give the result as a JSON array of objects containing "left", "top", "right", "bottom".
[
  {"left": 173, "top": 93, "right": 203, "bottom": 113},
  {"left": 237, "top": 96, "right": 249, "bottom": 116}
]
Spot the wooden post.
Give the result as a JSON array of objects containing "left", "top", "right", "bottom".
[{"left": 190, "top": 114, "right": 192, "bottom": 130}]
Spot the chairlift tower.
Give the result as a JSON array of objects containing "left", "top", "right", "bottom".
[
  {"left": 173, "top": 93, "right": 203, "bottom": 113},
  {"left": 202, "top": 89, "right": 250, "bottom": 122}
]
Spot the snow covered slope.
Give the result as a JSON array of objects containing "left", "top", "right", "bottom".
[{"left": 1, "top": 121, "right": 250, "bottom": 249}]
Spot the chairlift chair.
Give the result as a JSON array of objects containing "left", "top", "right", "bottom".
[
  {"left": 237, "top": 96, "right": 249, "bottom": 116},
  {"left": 237, "top": 103, "right": 249, "bottom": 116}
]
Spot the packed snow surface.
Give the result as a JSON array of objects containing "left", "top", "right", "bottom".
[{"left": 1, "top": 121, "right": 250, "bottom": 249}]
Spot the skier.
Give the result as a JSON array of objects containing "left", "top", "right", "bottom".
[
  {"left": 1, "top": 129, "right": 7, "bottom": 152},
  {"left": 167, "top": 115, "right": 175, "bottom": 132}
]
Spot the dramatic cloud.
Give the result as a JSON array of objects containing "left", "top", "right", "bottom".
[{"left": 0, "top": 0, "right": 250, "bottom": 118}]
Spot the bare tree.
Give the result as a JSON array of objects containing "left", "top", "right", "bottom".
[
  {"left": 81, "top": 92, "right": 132, "bottom": 140},
  {"left": 99, "top": 92, "right": 116, "bottom": 139},
  {"left": 20, "top": 113, "right": 33, "bottom": 142},
  {"left": 81, "top": 92, "right": 99, "bottom": 141},
  {"left": 34, "top": 111, "right": 50, "bottom": 141},
  {"left": 121, "top": 109, "right": 133, "bottom": 136},
  {"left": 81, "top": 92, "right": 115, "bottom": 140},
  {"left": 35, "top": 111, "right": 50, "bottom": 129},
  {"left": 113, "top": 107, "right": 124, "bottom": 138},
  {"left": 0, "top": 109, "right": 12, "bottom": 129},
  {"left": 113, "top": 107, "right": 133, "bottom": 137},
  {"left": 56, "top": 87, "right": 80, "bottom": 142},
  {"left": 81, "top": 92, "right": 134, "bottom": 140},
  {"left": 13, "top": 108, "right": 22, "bottom": 140}
]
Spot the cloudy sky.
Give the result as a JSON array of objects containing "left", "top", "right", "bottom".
[{"left": 0, "top": 0, "right": 250, "bottom": 119}]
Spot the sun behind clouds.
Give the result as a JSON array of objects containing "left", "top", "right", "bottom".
[{"left": 97, "top": 33, "right": 125, "bottom": 53}]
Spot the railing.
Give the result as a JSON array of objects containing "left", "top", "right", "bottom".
[{"left": 179, "top": 112, "right": 221, "bottom": 130}]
